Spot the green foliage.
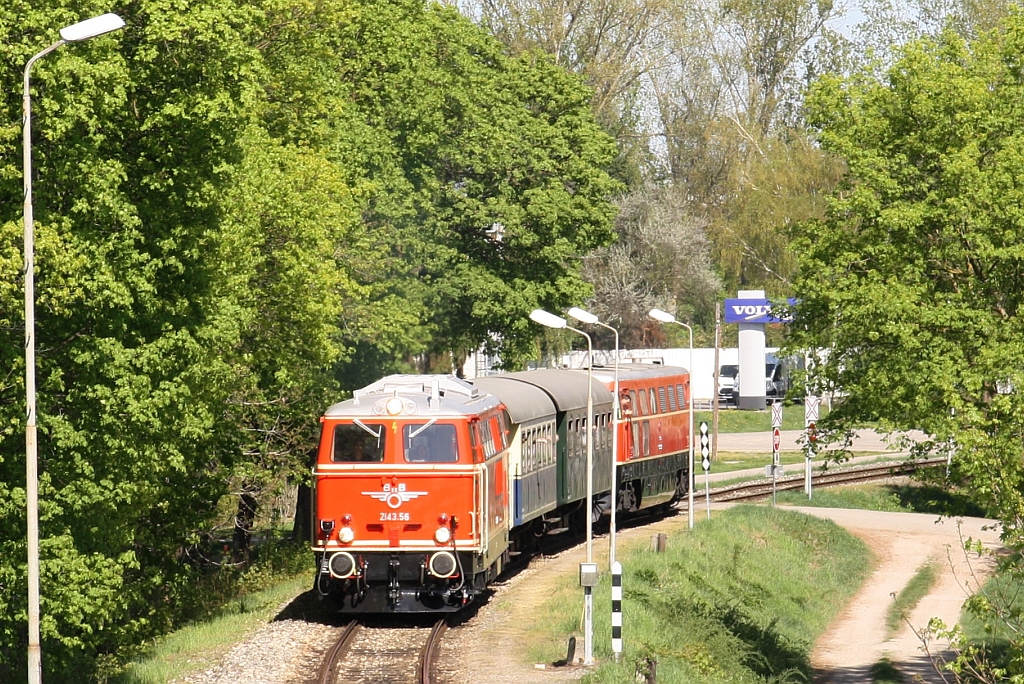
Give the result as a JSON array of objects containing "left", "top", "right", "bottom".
[
  {"left": 0, "top": 0, "right": 617, "bottom": 679},
  {"left": 792, "top": 10, "right": 1024, "bottom": 679},
  {"left": 581, "top": 506, "right": 872, "bottom": 683}
]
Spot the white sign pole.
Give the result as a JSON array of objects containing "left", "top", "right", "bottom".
[
  {"left": 771, "top": 404, "right": 782, "bottom": 506},
  {"left": 700, "top": 421, "right": 711, "bottom": 519},
  {"left": 805, "top": 396, "right": 819, "bottom": 500}
]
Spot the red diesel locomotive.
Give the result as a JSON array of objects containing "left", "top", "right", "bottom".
[{"left": 312, "top": 364, "right": 690, "bottom": 613}]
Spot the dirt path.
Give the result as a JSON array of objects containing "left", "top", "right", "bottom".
[
  {"left": 788, "top": 508, "right": 1002, "bottom": 683},
  {"left": 451, "top": 506, "right": 1003, "bottom": 684}
]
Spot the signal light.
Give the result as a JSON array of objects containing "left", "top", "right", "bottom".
[
  {"left": 437, "top": 513, "right": 449, "bottom": 526},
  {"left": 341, "top": 513, "right": 353, "bottom": 525},
  {"left": 434, "top": 525, "right": 451, "bottom": 544},
  {"left": 386, "top": 397, "right": 404, "bottom": 415}
]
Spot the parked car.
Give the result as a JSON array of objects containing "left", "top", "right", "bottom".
[
  {"left": 765, "top": 356, "right": 790, "bottom": 403},
  {"left": 718, "top": 364, "right": 739, "bottom": 405}
]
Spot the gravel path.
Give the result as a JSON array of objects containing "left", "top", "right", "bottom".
[{"left": 790, "top": 507, "right": 1003, "bottom": 684}]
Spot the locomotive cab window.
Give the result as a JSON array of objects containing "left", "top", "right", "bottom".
[
  {"left": 332, "top": 422, "right": 386, "bottom": 462},
  {"left": 404, "top": 422, "right": 459, "bottom": 463}
]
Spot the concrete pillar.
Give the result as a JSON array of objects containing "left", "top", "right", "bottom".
[{"left": 736, "top": 290, "right": 766, "bottom": 410}]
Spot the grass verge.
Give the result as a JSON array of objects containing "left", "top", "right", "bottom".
[
  {"left": 886, "top": 562, "right": 939, "bottom": 637},
  {"left": 775, "top": 483, "right": 989, "bottom": 517},
  {"left": 696, "top": 406, "right": 827, "bottom": 433},
  {"left": 526, "top": 505, "right": 874, "bottom": 683},
  {"left": 114, "top": 576, "right": 308, "bottom": 684}
]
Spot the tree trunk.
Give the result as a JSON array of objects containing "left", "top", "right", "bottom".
[
  {"left": 292, "top": 483, "right": 311, "bottom": 544},
  {"left": 231, "top": 492, "right": 258, "bottom": 565}
]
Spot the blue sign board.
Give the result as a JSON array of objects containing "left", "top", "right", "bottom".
[{"left": 724, "top": 298, "right": 796, "bottom": 324}]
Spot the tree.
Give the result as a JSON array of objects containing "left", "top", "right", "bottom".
[
  {"left": 791, "top": 13, "right": 1024, "bottom": 677},
  {"left": 582, "top": 183, "right": 721, "bottom": 347}
]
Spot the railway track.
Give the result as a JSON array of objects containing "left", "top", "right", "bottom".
[
  {"left": 316, "top": 618, "right": 448, "bottom": 684},
  {"left": 706, "top": 456, "right": 948, "bottom": 503}
]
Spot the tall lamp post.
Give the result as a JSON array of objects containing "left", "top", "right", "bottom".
[
  {"left": 23, "top": 13, "right": 126, "bottom": 684},
  {"left": 529, "top": 308, "right": 596, "bottom": 666},
  {"left": 565, "top": 307, "right": 620, "bottom": 569},
  {"left": 648, "top": 308, "right": 694, "bottom": 530}
]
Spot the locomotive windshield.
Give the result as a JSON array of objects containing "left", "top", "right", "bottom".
[
  {"left": 331, "top": 421, "right": 386, "bottom": 462},
  {"left": 403, "top": 422, "right": 458, "bottom": 463}
]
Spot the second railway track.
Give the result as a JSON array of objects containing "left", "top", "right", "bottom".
[
  {"left": 317, "top": 618, "right": 448, "bottom": 684},
  {"left": 706, "top": 456, "right": 947, "bottom": 503}
]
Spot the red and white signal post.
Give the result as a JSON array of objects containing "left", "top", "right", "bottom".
[{"left": 805, "top": 396, "right": 820, "bottom": 498}]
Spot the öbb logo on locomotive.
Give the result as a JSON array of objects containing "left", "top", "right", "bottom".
[
  {"left": 363, "top": 482, "right": 428, "bottom": 510},
  {"left": 312, "top": 365, "right": 692, "bottom": 613}
]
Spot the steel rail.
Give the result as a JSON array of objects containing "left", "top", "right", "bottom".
[
  {"left": 708, "top": 457, "right": 948, "bottom": 503},
  {"left": 419, "top": 619, "right": 448, "bottom": 684},
  {"left": 316, "top": 620, "right": 360, "bottom": 684}
]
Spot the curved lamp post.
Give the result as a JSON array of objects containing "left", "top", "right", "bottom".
[
  {"left": 529, "top": 308, "right": 595, "bottom": 666},
  {"left": 23, "top": 13, "right": 125, "bottom": 684},
  {"left": 648, "top": 308, "right": 695, "bottom": 530},
  {"left": 566, "top": 307, "right": 620, "bottom": 569}
]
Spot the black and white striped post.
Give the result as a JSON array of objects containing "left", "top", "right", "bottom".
[{"left": 612, "top": 561, "right": 623, "bottom": 660}]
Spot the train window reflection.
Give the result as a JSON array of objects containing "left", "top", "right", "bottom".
[
  {"left": 332, "top": 422, "right": 386, "bottom": 462},
  {"left": 403, "top": 423, "right": 459, "bottom": 463}
]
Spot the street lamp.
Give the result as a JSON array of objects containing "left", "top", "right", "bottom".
[
  {"left": 648, "top": 308, "right": 695, "bottom": 530},
  {"left": 529, "top": 308, "right": 596, "bottom": 666},
  {"left": 566, "top": 307, "right": 620, "bottom": 569},
  {"left": 23, "top": 13, "right": 125, "bottom": 684}
]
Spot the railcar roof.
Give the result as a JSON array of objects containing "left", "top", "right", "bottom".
[
  {"left": 587, "top": 363, "right": 689, "bottom": 385},
  {"left": 323, "top": 374, "right": 500, "bottom": 419},
  {"left": 471, "top": 376, "right": 556, "bottom": 423},
  {"left": 496, "top": 369, "right": 613, "bottom": 412}
]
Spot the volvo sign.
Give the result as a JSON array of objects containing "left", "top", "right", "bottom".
[{"left": 724, "top": 298, "right": 796, "bottom": 324}]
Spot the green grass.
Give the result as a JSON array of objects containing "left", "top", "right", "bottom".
[
  {"left": 696, "top": 405, "right": 825, "bottom": 433},
  {"left": 709, "top": 450, "right": 896, "bottom": 475},
  {"left": 775, "top": 483, "right": 989, "bottom": 517},
  {"left": 527, "top": 506, "right": 874, "bottom": 683},
  {"left": 871, "top": 657, "right": 905, "bottom": 682},
  {"left": 886, "top": 562, "right": 939, "bottom": 636},
  {"left": 114, "top": 576, "right": 309, "bottom": 684}
]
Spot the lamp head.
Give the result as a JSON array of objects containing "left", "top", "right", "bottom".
[
  {"left": 529, "top": 309, "right": 567, "bottom": 330},
  {"left": 648, "top": 308, "right": 676, "bottom": 324},
  {"left": 567, "top": 307, "right": 599, "bottom": 325},
  {"left": 59, "top": 13, "right": 125, "bottom": 42}
]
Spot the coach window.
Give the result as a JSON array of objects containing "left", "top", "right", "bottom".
[
  {"left": 332, "top": 422, "right": 386, "bottom": 462},
  {"left": 642, "top": 421, "right": 651, "bottom": 456},
  {"left": 668, "top": 386, "right": 677, "bottom": 412},
  {"left": 637, "top": 390, "right": 649, "bottom": 416},
  {"left": 650, "top": 388, "right": 658, "bottom": 414},
  {"left": 403, "top": 422, "right": 458, "bottom": 463}
]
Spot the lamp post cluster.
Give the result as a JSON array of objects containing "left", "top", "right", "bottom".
[
  {"left": 22, "top": 13, "right": 125, "bottom": 684},
  {"left": 528, "top": 305, "right": 696, "bottom": 666}
]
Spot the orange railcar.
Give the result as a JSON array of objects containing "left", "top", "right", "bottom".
[
  {"left": 312, "top": 376, "right": 509, "bottom": 612},
  {"left": 312, "top": 364, "right": 691, "bottom": 613}
]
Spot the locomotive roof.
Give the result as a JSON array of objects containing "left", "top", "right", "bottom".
[
  {"left": 495, "top": 369, "right": 613, "bottom": 412},
  {"left": 471, "top": 376, "right": 556, "bottom": 424},
  {"left": 324, "top": 374, "right": 500, "bottom": 419}
]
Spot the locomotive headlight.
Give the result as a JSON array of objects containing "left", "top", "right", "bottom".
[
  {"left": 339, "top": 526, "right": 355, "bottom": 544},
  {"left": 386, "top": 397, "right": 404, "bottom": 415},
  {"left": 434, "top": 525, "right": 451, "bottom": 544}
]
